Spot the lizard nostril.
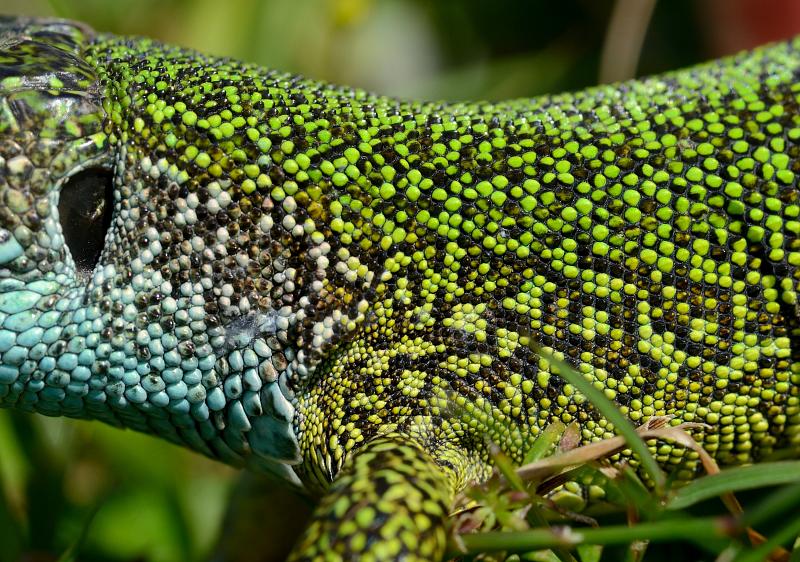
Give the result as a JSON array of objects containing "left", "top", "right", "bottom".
[{"left": 57, "top": 167, "right": 114, "bottom": 281}]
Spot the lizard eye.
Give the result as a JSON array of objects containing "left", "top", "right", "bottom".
[{"left": 58, "top": 167, "right": 115, "bottom": 280}]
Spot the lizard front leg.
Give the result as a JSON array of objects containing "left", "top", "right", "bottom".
[{"left": 289, "top": 434, "right": 454, "bottom": 562}]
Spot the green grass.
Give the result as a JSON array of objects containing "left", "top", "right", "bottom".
[
  {"left": 0, "top": 410, "right": 239, "bottom": 562},
  {"left": 450, "top": 459, "right": 800, "bottom": 561}
]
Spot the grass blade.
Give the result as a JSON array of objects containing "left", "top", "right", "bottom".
[
  {"left": 57, "top": 504, "right": 102, "bottom": 562},
  {"left": 668, "top": 461, "right": 800, "bottom": 510},
  {"left": 523, "top": 422, "right": 566, "bottom": 465},
  {"left": 733, "top": 516, "right": 800, "bottom": 562},
  {"left": 451, "top": 516, "right": 735, "bottom": 556}
]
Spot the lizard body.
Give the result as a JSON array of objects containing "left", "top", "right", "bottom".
[{"left": 0, "top": 16, "right": 798, "bottom": 560}]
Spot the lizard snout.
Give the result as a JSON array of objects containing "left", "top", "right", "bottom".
[
  {"left": 0, "top": 16, "right": 111, "bottom": 281},
  {"left": 0, "top": 16, "right": 96, "bottom": 97}
]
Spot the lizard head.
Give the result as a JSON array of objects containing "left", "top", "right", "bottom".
[{"left": 0, "top": 17, "right": 306, "bottom": 485}]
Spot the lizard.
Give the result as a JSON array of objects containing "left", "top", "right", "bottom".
[{"left": 0, "top": 14, "right": 798, "bottom": 561}]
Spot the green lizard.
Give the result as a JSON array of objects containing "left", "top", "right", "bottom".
[{"left": 0, "top": 15, "right": 798, "bottom": 561}]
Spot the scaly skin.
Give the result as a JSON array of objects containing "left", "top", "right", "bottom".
[{"left": 0, "top": 16, "right": 798, "bottom": 560}]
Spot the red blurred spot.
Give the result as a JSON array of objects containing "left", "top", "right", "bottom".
[{"left": 704, "top": 0, "right": 800, "bottom": 55}]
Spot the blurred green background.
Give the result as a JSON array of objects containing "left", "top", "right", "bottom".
[{"left": 1, "top": 0, "right": 799, "bottom": 560}]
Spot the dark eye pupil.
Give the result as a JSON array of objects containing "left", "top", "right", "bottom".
[{"left": 58, "top": 168, "right": 114, "bottom": 280}]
